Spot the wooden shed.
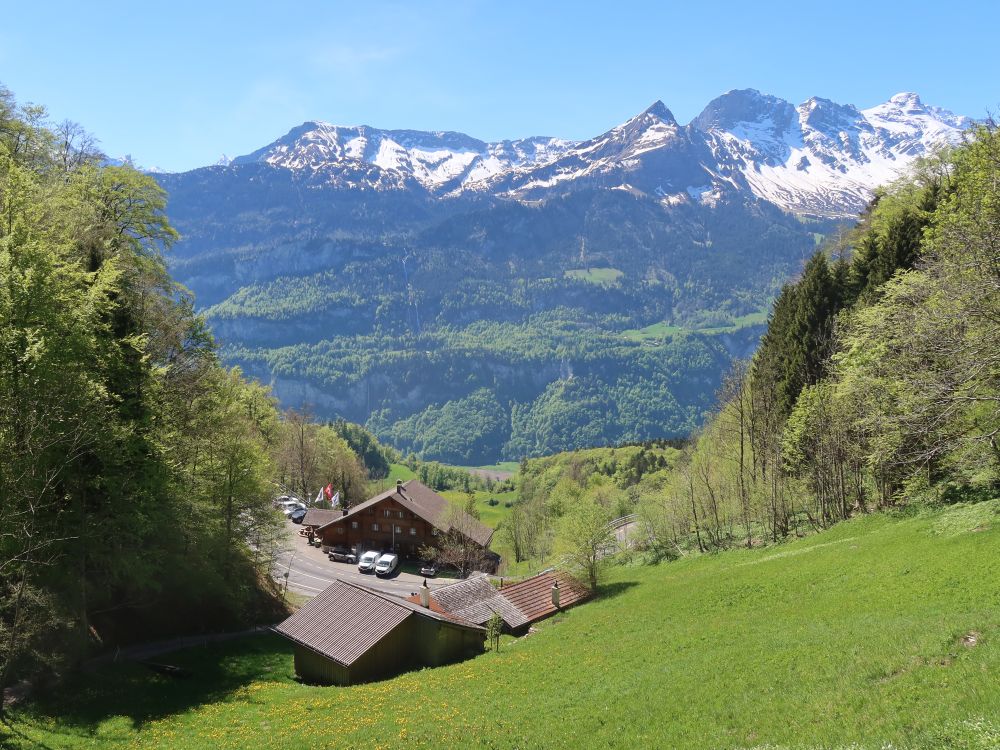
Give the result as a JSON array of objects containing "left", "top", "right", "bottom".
[{"left": 273, "top": 580, "right": 485, "bottom": 685}]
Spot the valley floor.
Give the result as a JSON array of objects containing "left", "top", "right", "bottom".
[{"left": 5, "top": 501, "right": 999, "bottom": 750}]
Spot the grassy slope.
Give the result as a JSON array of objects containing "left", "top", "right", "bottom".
[
  {"left": 8, "top": 502, "right": 999, "bottom": 750},
  {"left": 564, "top": 267, "right": 624, "bottom": 285},
  {"left": 623, "top": 311, "right": 769, "bottom": 341}
]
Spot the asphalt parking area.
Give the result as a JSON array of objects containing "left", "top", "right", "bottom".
[{"left": 273, "top": 520, "right": 456, "bottom": 600}]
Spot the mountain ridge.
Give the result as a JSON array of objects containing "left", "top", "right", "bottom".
[{"left": 191, "top": 89, "right": 971, "bottom": 218}]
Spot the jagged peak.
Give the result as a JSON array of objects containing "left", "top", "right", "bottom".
[{"left": 639, "top": 100, "right": 677, "bottom": 124}]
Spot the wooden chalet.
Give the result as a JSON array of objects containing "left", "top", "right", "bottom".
[
  {"left": 315, "top": 479, "right": 494, "bottom": 561},
  {"left": 274, "top": 579, "right": 484, "bottom": 685}
]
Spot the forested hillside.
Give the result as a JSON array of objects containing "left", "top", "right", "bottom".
[
  {"left": 493, "top": 125, "right": 999, "bottom": 572},
  {"left": 635, "top": 125, "right": 1000, "bottom": 551},
  {"left": 0, "top": 88, "right": 369, "bottom": 700},
  {"left": 159, "top": 141, "right": 830, "bottom": 464}
]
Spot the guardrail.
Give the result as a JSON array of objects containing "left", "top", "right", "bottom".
[{"left": 608, "top": 513, "right": 638, "bottom": 529}]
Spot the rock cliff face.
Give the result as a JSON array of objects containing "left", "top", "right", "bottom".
[{"left": 153, "top": 90, "right": 970, "bottom": 461}]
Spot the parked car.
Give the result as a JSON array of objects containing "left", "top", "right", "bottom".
[
  {"left": 289, "top": 508, "right": 307, "bottom": 524},
  {"left": 419, "top": 561, "right": 438, "bottom": 577},
  {"left": 328, "top": 547, "right": 357, "bottom": 564},
  {"left": 375, "top": 553, "right": 400, "bottom": 577},
  {"left": 279, "top": 501, "right": 306, "bottom": 516},
  {"left": 357, "top": 550, "right": 380, "bottom": 573}
]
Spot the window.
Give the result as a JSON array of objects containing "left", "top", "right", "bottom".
[
  {"left": 409, "top": 527, "right": 416, "bottom": 536},
  {"left": 336, "top": 527, "right": 344, "bottom": 535},
  {"left": 398, "top": 511, "right": 404, "bottom": 519},
  {"left": 394, "top": 526, "right": 402, "bottom": 534},
  {"left": 351, "top": 521, "right": 358, "bottom": 530},
  {"left": 372, "top": 523, "right": 379, "bottom": 532},
  {"left": 384, "top": 509, "right": 391, "bottom": 518}
]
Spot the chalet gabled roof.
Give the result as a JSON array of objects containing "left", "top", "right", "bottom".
[
  {"left": 429, "top": 574, "right": 530, "bottom": 630},
  {"left": 273, "top": 579, "right": 483, "bottom": 667},
  {"left": 316, "top": 480, "right": 494, "bottom": 548}
]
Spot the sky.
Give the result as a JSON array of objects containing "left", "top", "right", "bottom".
[{"left": 2, "top": 0, "right": 998, "bottom": 172}]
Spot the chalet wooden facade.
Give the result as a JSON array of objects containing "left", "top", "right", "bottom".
[{"left": 315, "top": 480, "right": 494, "bottom": 560}]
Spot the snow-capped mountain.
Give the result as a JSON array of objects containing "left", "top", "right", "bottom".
[
  {"left": 231, "top": 121, "right": 574, "bottom": 194},
  {"left": 223, "top": 90, "right": 970, "bottom": 218},
  {"left": 692, "top": 90, "right": 972, "bottom": 216}
]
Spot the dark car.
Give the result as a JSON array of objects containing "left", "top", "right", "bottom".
[
  {"left": 419, "top": 561, "right": 438, "bottom": 577},
  {"left": 289, "top": 508, "right": 307, "bottom": 524},
  {"left": 327, "top": 547, "right": 357, "bottom": 564}
]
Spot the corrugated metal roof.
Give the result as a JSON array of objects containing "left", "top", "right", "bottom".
[
  {"left": 274, "top": 579, "right": 485, "bottom": 667},
  {"left": 500, "top": 571, "right": 591, "bottom": 622},
  {"left": 274, "top": 581, "right": 410, "bottom": 666},
  {"left": 431, "top": 574, "right": 530, "bottom": 630},
  {"left": 317, "top": 480, "right": 494, "bottom": 548}
]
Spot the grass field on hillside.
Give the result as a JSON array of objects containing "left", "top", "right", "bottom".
[
  {"left": 623, "top": 311, "right": 769, "bottom": 341},
  {"left": 440, "top": 488, "right": 518, "bottom": 529},
  {"left": 366, "top": 463, "right": 417, "bottom": 495},
  {"left": 7, "top": 501, "right": 999, "bottom": 750},
  {"left": 453, "top": 461, "right": 520, "bottom": 476},
  {"left": 564, "top": 267, "right": 624, "bottom": 285}
]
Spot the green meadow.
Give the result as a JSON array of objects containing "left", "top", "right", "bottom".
[
  {"left": 6, "top": 502, "right": 998, "bottom": 750},
  {"left": 563, "top": 267, "right": 624, "bottom": 285},
  {"left": 622, "top": 310, "right": 770, "bottom": 342}
]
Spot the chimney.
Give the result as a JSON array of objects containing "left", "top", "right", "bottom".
[
  {"left": 551, "top": 580, "right": 561, "bottom": 609},
  {"left": 341, "top": 507, "right": 348, "bottom": 516},
  {"left": 396, "top": 479, "right": 403, "bottom": 494},
  {"left": 420, "top": 579, "right": 430, "bottom": 608}
]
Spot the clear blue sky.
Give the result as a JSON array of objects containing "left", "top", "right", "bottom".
[{"left": 2, "top": 0, "right": 997, "bottom": 172}]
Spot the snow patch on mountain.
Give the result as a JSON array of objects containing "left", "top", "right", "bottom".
[
  {"left": 695, "top": 89, "right": 971, "bottom": 216},
  {"left": 226, "top": 90, "right": 971, "bottom": 218}
]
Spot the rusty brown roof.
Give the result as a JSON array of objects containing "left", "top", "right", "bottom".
[
  {"left": 274, "top": 579, "right": 483, "bottom": 667},
  {"left": 500, "top": 571, "right": 591, "bottom": 622},
  {"left": 317, "top": 480, "right": 494, "bottom": 548},
  {"left": 302, "top": 508, "right": 341, "bottom": 527},
  {"left": 404, "top": 592, "right": 450, "bottom": 616},
  {"left": 431, "top": 574, "right": 530, "bottom": 630}
]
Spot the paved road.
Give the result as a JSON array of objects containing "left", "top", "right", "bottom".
[{"left": 272, "top": 521, "right": 455, "bottom": 601}]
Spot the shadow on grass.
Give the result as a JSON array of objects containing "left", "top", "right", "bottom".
[
  {"left": 8, "top": 633, "right": 294, "bottom": 741},
  {"left": 597, "top": 580, "right": 639, "bottom": 600}
]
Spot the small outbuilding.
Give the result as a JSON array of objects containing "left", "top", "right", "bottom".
[
  {"left": 500, "top": 571, "right": 591, "bottom": 623},
  {"left": 408, "top": 573, "right": 530, "bottom": 632},
  {"left": 273, "top": 579, "right": 485, "bottom": 686},
  {"left": 406, "top": 570, "right": 592, "bottom": 635}
]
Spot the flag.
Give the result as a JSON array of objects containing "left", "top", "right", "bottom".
[
  {"left": 324, "top": 483, "right": 334, "bottom": 501},
  {"left": 314, "top": 489, "right": 324, "bottom": 506},
  {"left": 330, "top": 491, "right": 341, "bottom": 508}
]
